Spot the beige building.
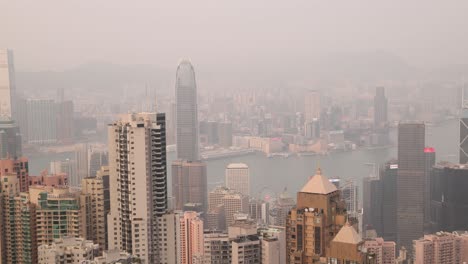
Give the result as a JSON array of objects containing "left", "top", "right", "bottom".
[
  {"left": 413, "top": 231, "right": 468, "bottom": 264},
  {"left": 262, "top": 237, "right": 281, "bottom": 264},
  {"left": 107, "top": 113, "right": 168, "bottom": 263},
  {"left": 231, "top": 235, "right": 261, "bottom": 263},
  {"left": 225, "top": 163, "right": 250, "bottom": 196},
  {"left": 82, "top": 173, "right": 107, "bottom": 251},
  {"left": 37, "top": 237, "right": 99, "bottom": 264},
  {"left": 362, "top": 237, "right": 396, "bottom": 264},
  {"left": 158, "top": 211, "right": 182, "bottom": 264},
  {"left": 202, "top": 232, "right": 231, "bottom": 264},
  {"left": 327, "top": 223, "right": 365, "bottom": 263},
  {"left": 222, "top": 192, "right": 249, "bottom": 228}
]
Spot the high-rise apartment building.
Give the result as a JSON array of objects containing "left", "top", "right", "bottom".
[
  {"left": 0, "top": 156, "right": 29, "bottom": 192},
  {"left": 175, "top": 60, "right": 199, "bottom": 161},
  {"left": 172, "top": 160, "right": 207, "bottom": 211},
  {"left": 30, "top": 186, "right": 88, "bottom": 246},
  {"left": 374, "top": 87, "right": 388, "bottom": 129},
  {"left": 82, "top": 173, "right": 108, "bottom": 251},
  {"left": 158, "top": 211, "right": 183, "bottom": 264},
  {"left": 259, "top": 226, "right": 286, "bottom": 264},
  {"left": 0, "top": 117, "right": 21, "bottom": 159},
  {"left": 413, "top": 231, "right": 468, "bottom": 264},
  {"left": 231, "top": 235, "right": 261, "bottom": 263},
  {"left": 0, "top": 49, "right": 16, "bottom": 119},
  {"left": 430, "top": 163, "right": 468, "bottom": 233},
  {"left": 286, "top": 168, "right": 347, "bottom": 263},
  {"left": 362, "top": 237, "right": 396, "bottom": 264},
  {"left": 225, "top": 163, "right": 250, "bottom": 196},
  {"left": 107, "top": 112, "right": 167, "bottom": 263},
  {"left": 202, "top": 232, "right": 231, "bottom": 264},
  {"left": 0, "top": 174, "right": 37, "bottom": 264},
  {"left": 179, "top": 211, "right": 204, "bottom": 264},
  {"left": 397, "top": 122, "right": 425, "bottom": 251}
]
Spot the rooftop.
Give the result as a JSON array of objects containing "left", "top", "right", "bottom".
[
  {"left": 227, "top": 163, "right": 249, "bottom": 169},
  {"left": 300, "top": 168, "right": 338, "bottom": 194},
  {"left": 333, "top": 222, "right": 362, "bottom": 244}
]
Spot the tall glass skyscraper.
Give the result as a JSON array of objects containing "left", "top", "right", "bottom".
[
  {"left": 175, "top": 60, "right": 199, "bottom": 161},
  {"left": 0, "top": 49, "right": 16, "bottom": 119}
]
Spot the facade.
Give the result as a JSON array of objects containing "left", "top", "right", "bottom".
[
  {"left": 175, "top": 59, "right": 199, "bottom": 161},
  {"left": 56, "top": 100, "right": 74, "bottom": 143},
  {"left": 73, "top": 143, "right": 88, "bottom": 187},
  {"left": 29, "top": 170, "right": 67, "bottom": 187},
  {"left": 26, "top": 99, "right": 57, "bottom": 144},
  {"left": 0, "top": 117, "right": 21, "bottom": 159},
  {"left": 397, "top": 122, "right": 425, "bottom": 251},
  {"left": 225, "top": 163, "right": 250, "bottom": 196},
  {"left": 286, "top": 168, "right": 347, "bottom": 263},
  {"left": 37, "top": 237, "right": 99, "bottom": 264},
  {"left": 0, "top": 49, "right": 16, "bottom": 119},
  {"left": 363, "top": 175, "right": 382, "bottom": 234},
  {"left": 107, "top": 113, "right": 167, "bottom": 263},
  {"left": 218, "top": 121, "right": 233, "bottom": 148},
  {"left": 424, "top": 147, "right": 436, "bottom": 231},
  {"left": 0, "top": 174, "right": 37, "bottom": 264},
  {"left": 172, "top": 160, "right": 207, "bottom": 211},
  {"left": 259, "top": 226, "right": 287, "bottom": 264},
  {"left": 327, "top": 223, "right": 365, "bottom": 263},
  {"left": 430, "top": 163, "right": 468, "bottom": 232},
  {"left": 89, "top": 148, "right": 108, "bottom": 177},
  {"left": 413, "top": 231, "right": 468, "bottom": 264},
  {"left": 202, "top": 232, "right": 231, "bottom": 264},
  {"left": 222, "top": 192, "right": 249, "bottom": 228},
  {"left": 158, "top": 211, "right": 182, "bottom": 264},
  {"left": 0, "top": 157, "right": 29, "bottom": 192},
  {"left": 270, "top": 189, "right": 296, "bottom": 227},
  {"left": 231, "top": 235, "right": 261, "bottom": 263}
]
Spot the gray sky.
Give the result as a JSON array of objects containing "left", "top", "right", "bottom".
[{"left": 2, "top": 0, "right": 467, "bottom": 71}]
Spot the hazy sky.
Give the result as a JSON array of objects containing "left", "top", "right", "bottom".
[{"left": 2, "top": 1, "right": 467, "bottom": 71}]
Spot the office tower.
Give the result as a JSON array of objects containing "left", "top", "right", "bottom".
[
  {"left": 340, "top": 179, "right": 359, "bottom": 218},
  {"left": 0, "top": 157, "right": 29, "bottom": 192},
  {"left": 179, "top": 211, "right": 204, "bottom": 264},
  {"left": 286, "top": 168, "right": 347, "bottom": 263},
  {"left": 328, "top": 223, "right": 367, "bottom": 263},
  {"left": 0, "top": 49, "right": 16, "bottom": 119},
  {"left": 202, "top": 232, "right": 231, "bottom": 264},
  {"left": 107, "top": 113, "right": 167, "bottom": 263},
  {"left": 0, "top": 117, "right": 21, "bottom": 158},
  {"left": 218, "top": 121, "right": 233, "bottom": 148},
  {"left": 424, "top": 147, "right": 436, "bottom": 230},
  {"left": 225, "top": 163, "right": 250, "bottom": 196},
  {"left": 26, "top": 99, "right": 57, "bottom": 144},
  {"left": 413, "top": 231, "right": 468, "bottom": 264},
  {"left": 37, "top": 237, "right": 99, "bottom": 264},
  {"left": 30, "top": 186, "right": 88, "bottom": 246},
  {"left": 304, "top": 89, "right": 321, "bottom": 123},
  {"left": 430, "top": 163, "right": 468, "bottom": 232},
  {"left": 374, "top": 87, "right": 388, "bottom": 129},
  {"left": 460, "top": 90, "right": 468, "bottom": 164},
  {"left": 248, "top": 198, "right": 268, "bottom": 224},
  {"left": 380, "top": 161, "right": 398, "bottom": 242},
  {"left": 82, "top": 174, "right": 108, "bottom": 251},
  {"left": 172, "top": 160, "right": 207, "bottom": 211},
  {"left": 0, "top": 174, "right": 37, "bottom": 264},
  {"left": 175, "top": 59, "right": 199, "bottom": 161},
  {"left": 56, "top": 100, "right": 74, "bottom": 143},
  {"left": 363, "top": 175, "right": 383, "bottom": 233},
  {"left": 362, "top": 237, "right": 396, "bottom": 264},
  {"left": 89, "top": 148, "right": 108, "bottom": 177},
  {"left": 397, "top": 122, "right": 425, "bottom": 251},
  {"left": 270, "top": 189, "right": 296, "bottom": 227},
  {"left": 73, "top": 143, "right": 88, "bottom": 187},
  {"left": 206, "top": 204, "right": 226, "bottom": 231},
  {"left": 222, "top": 193, "right": 249, "bottom": 228}
]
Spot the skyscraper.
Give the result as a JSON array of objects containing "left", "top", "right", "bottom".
[
  {"left": 225, "top": 163, "right": 250, "bottom": 196},
  {"left": 413, "top": 232, "right": 468, "bottom": 264},
  {"left": 172, "top": 160, "right": 207, "bottom": 211},
  {"left": 0, "top": 49, "right": 16, "bottom": 119},
  {"left": 460, "top": 87, "right": 468, "bottom": 164},
  {"left": 175, "top": 60, "right": 199, "bottom": 161},
  {"left": 107, "top": 113, "right": 167, "bottom": 263},
  {"left": 26, "top": 99, "right": 57, "bottom": 144},
  {"left": 286, "top": 168, "right": 347, "bottom": 263},
  {"left": 0, "top": 117, "right": 22, "bottom": 159},
  {"left": 179, "top": 211, "right": 204, "bottom": 264},
  {"left": 304, "top": 89, "right": 321, "bottom": 123},
  {"left": 424, "top": 147, "right": 436, "bottom": 231},
  {"left": 374, "top": 86, "right": 388, "bottom": 129},
  {"left": 397, "top": 122, "right": 425, "bottom": 251}
]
